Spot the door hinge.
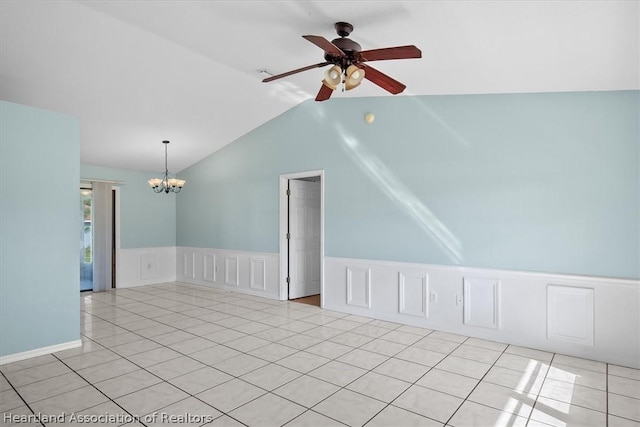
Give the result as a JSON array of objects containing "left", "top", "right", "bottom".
[
  {"left": 286, "top": 189, "right": 291, "bottom": 196},
  {"left": 286, "top": 276, "right": 291, "bottom": 284},
  {"left": 286, "top": 232, "right": 290, "bottom": 240}
]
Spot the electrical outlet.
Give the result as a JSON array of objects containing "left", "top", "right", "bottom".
[
  {"left": 456, "top": 294, "right": 463, "bottom": 306},
  {"left": 430, "top": 292, "right": 438, "bottom": 303}
]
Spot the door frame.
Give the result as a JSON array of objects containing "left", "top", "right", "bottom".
[
  {"left": 113, "top": 186, "right": 121, "bottom": 288},
  {"left": 279, "top": 170, "right": 325, "bottom": 305},
  {"left": 80, "top": 180, "right": 121, "bottom": 289}
]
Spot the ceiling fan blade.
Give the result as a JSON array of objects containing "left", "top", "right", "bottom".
[
  {"left": 262, "top": 62, "right": 330, "bottom": 82},
  {"left": 359, "top": 45, "right": 422, "bottom": 62},
  {"left": 315, "top": 84, "right": 333, "bottom": 102},
  {"left": 302, "top": 35, "right": 345, "bottom": 57},
  {"left": 359, "top": 64, "right": 406, "bottom": 95}
]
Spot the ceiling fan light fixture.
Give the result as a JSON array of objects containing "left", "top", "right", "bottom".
[
  {"left": 262, "top": 22, "right": 420, "bottom": 101},
  {"left": 345, "top": 65, "right": 365, "bottom": 90},
  {"left": 322, "top": 65, "right": 342, "bottom": 90}
]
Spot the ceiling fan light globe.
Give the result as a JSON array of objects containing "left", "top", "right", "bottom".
[
  {"left": 345, "top": 65, "right": 365, "bottom": 90},
  {"left": 345, "top": 80, "right": 362, "bottom": 90},
  {"left": 323, "top": 65, "right": 342, "bottom": 89}
]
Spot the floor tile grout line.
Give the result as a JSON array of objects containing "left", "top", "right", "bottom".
[
  {"left": 88, "top": 296, "right": 325, "bottom": 333},
  {"left": 526, "top": 352, "right": 557, "bottom": 426},
  {"left": 355, "top": 331, "right": 495, "bottom": 426},
  {"left": 72, "top": 308, "right": 252, "bottom": 420},
  {"left": 86, "top": 291, "right": 472, "bottom": 388},
  {"left": 4, "top": 365, "right": 99, "bottom": 405},
  {"left": 32, "top": 352, "right": 141, "bottom": 427},
  {"left": 282, "top": 408, "right": 349, "bottom": 427},
  {"left": 606, "top": 362, "right": 609, "bottom": 427},
  {"left": 0, "top": 361, "right": 77, "bottom": 388},
  {"left": 550, "top": 359, "right": 610, "bottom": 375},
  {"left": 84, "top": 290, "right": 370, "bottom": 368},
  {"left": 260, "top": 331, "right": 414, "bottom": 417},
  {"left": 440, "top": 337, "right": 523, "bottom": 426},
  {"left": 487, "top": 352, "right": 612, "bottom": 394},
  {"left": 541, "top": 356, "right": 615, "bottom": 414},
  {"left": 377, "top": 334, "right": 473, "bottom": 425},
  {"left": 180, "top": 292, "right": 620, "bottom": 422},
  {"left": 85, "top": 287, "right": 507, "bottom": 426},
  {"left": 117, "top": 288, "right": 368, "bottom": 424},
  {"left": 8, "top": 283, "right": 632, "bottom": 427},
  {"left": 62, "top": 357, "right": 159, "bottom": 427},
  {"left": 87, "top": 286, "right": 327, "bottom": 325},
  {"left": 84, "top": 302, "right": 305, "bottom": 370},
  {"left": 0, "top": 369, "right": 45, "bottom": 427},
  {"left": 57, "top": 319, "right": 250, "bottom": 426},
  {"left": 83, "top": 289, "right": 381, "bottom": 423}
]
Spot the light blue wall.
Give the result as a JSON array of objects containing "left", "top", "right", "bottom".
[
  {"left": 0, "top": 101, "right": 80, "bottom": 356},
  {"left": 81, "top": 164, "right": 176, "bottom": 249},
  {"left": 178, "top": 91, "right": 639, "bottom": 280}
]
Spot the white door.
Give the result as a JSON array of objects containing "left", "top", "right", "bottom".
[{"left": 288, "top": 179, "right": 321, "bottom": 299}]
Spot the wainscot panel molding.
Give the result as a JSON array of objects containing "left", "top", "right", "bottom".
[
  {"left": 547, "top": 285, "right": 594, "bottom": 346},
  {"left": 0, "top": 340, "right": 81, "bottom": 365},
  {"left": 324, "top": 257, "right": 640, "bottom": 368},
  {"left": 177, "top": 247, "right": 279, "bottom": 299},
  {"left": 346, "top": 267, "right": 371, "bottom": 308},
  {"left": 118, "top": 247, "right": 177, "bottom": 288}
]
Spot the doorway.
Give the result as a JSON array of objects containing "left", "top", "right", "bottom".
[
  {"left": 80, "top": 184, "right": 118, "bottom": 292},
  {"left": 279, "top": 171, "right": 324, "bottom": 306},
  {"left": 80, "top": 188, "right": 93, "bottom": 291}
]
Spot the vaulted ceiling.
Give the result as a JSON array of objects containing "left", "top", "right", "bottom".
[{"left": 1, "top": 1, "right": 637, "bottom": 172}]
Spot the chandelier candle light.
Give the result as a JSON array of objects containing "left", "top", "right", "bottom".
[{"left": 148, "top": 140, "right": 186, "bottom": 194}]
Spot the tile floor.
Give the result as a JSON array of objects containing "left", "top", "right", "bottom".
[{"left": 1, "top": 282, "right": 639, "bottom": 427}]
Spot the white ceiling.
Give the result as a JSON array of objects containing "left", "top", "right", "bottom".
[{"left": 1, "top": 1, "right": 638, "bottom": 173}]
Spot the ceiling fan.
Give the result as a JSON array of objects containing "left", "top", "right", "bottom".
[{"left": 262, "top": 22, "right": 422, "bottom": 101}]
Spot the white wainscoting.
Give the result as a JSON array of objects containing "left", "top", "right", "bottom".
[
  {"left": 118, "top": 247, "right": 176, "bottom": 288},
  {"left": 177, "top": 247, "right": 279, "bottom": 299},
  {"left": 324, "top": 257, "right": 640, "bottom": 368}
]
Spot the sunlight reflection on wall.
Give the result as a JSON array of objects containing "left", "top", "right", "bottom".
[{"left": 335, "top": 123, "right": 463, "bottom": 264}]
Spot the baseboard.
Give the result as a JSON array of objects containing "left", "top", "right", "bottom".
[
  {"left": 117, "top": 278, "right": 177, "bottom": 289},
  {"left": 0, "top": 339, "right": 82, "bottom": 365}
]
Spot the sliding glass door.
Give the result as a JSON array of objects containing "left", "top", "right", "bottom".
[{"left": 80, "top": 188, "right": 93, "bottom": 291}]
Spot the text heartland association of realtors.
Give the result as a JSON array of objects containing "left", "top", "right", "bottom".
[{"left": 3, "top": 412, "right": 218, "bottom": 424}]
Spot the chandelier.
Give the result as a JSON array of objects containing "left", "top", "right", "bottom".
[{"left": 148, "top": 140, "right": 186, "bottom": 194}]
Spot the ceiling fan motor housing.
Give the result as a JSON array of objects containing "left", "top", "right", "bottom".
[
  {"left": 325, "top": 38, "right": 362, "bottom": 66},
  {"left": 323, "top": 22, "right": 362, "bottom": 68}
]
